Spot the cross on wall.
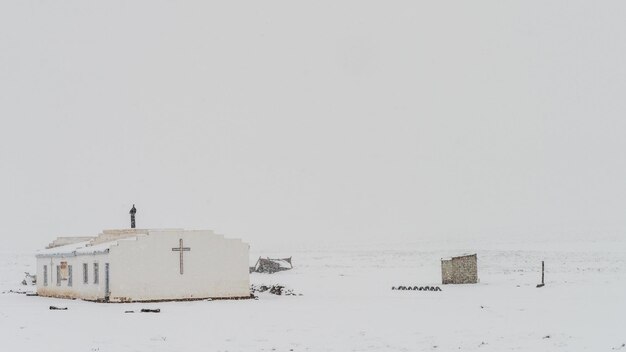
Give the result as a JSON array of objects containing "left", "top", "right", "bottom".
[{"left": 171, "top": 239, "right": 191, "bottom": 275}]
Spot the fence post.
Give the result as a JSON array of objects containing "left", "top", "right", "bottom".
[{"left": 537, "top": 261, "right": 545, "bottom": 288}]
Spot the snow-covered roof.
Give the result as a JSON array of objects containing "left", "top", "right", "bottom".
[
  {"left": 46, "top": 236, "right": 96, "bottom": 249},
  {"left": 275, "top": 259, "right": 292, "bottom": 269},
  {"left": 37, "top": 240, "right": 111, "bottom": 257},
  {"left": 37, "top": 228, "right": 234, "bottom": 258},
  {"left": 37, "top": 232, "right": 147, "bottom": 258}
]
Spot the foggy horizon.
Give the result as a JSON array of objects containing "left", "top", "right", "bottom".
[{"left": 2, "top": 1, "right": 625, "bottom": 252}]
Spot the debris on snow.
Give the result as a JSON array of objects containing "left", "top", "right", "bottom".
[
  {"left": 49, "top": 306, "right": 68, "bottom": 310},
  {"left": 140, "top": 308, "right": 161, "bottom": 313},
  {"left": 392, "top": 285, "right": 442, "bottom": 291},
  {"left": 2, "top": 289, "right": 29, "bottom": 295},
  {"left": 21, "top": 272, "right": 36, "bottom": 286},
  {"left": 250, "top": 284, "right": 301, "bottom": 296},
  {"left": 250, "top": 257, "right": 293, "bottom": 274}
]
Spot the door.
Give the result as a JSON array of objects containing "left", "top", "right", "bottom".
[{"left": 104, "top": 263, "right": 110, "bottom": 301}]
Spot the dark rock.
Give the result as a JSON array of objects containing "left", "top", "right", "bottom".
[{"left": 140, "top": 308, "right": 160, "bottom": 313}]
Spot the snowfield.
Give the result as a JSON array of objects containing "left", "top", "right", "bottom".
[{"left": 1, "top": 236, "right": 625, "bottom": 351}]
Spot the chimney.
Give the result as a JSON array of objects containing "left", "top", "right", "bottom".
[{"left": 129, "top": 204, "right": 137, "bottom": 228}]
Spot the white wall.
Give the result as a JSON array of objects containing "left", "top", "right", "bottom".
[
  {"left": 36, "top": 252, "right": 109, "bottom": 301},
  {"left": 108, "top": 230, "right": 250, "bottom": 301}
]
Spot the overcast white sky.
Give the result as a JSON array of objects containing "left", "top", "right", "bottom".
[{"left": 1, "top": 1, "right": 625, "bottom": 251}]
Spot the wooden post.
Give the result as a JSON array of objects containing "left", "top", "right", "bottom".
[{"left": 536, "top": 261, "right": 545, "bottom": 288}]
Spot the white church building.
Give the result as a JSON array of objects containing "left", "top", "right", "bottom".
[{"left": 36, "top": 228, "right": 251, "bottom": 302}]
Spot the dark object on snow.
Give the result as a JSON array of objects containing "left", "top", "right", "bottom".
[
  {"left": 441, "top": 253, "right": 478, "bottom": 284},
  {"left": 537, "top": 261, "right": 545, "bottom": 288},
  {"left": 125, "top": 310, "right": 135, "bottom": 313},
  {"left": 140, "top": 308, "right": 160, "bottom": 313},
  {"left": 250, "top": 284, "right": 299, "bottom": 296},
  {"left": 22, "top": 272, "right": 37, "bottom": 286},
  {"left": 269, "top": 286, "right": 284, "bottom": 295},
  {"left": 5, "top": 290, "right": 28, "bottom": 294},
  {"left": 49, "top": 306, "right": 67, "bottom": 310},
  {"left": 26, "top": 293, "right": 38, "bottom": 297},
  {"left": 393, "top": 285, "right": 442, "bottom": 292},
  {"left": 129, "top": 204, "right": 137, "bottom": 228},
  {"left": 251, "top": 257, "right": 293, "bottom": 274}
]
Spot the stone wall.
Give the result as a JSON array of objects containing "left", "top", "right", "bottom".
[{"left": 441, "top": 254, "right": 478, "bottom": 284}]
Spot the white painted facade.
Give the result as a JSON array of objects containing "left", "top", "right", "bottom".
[{"left": 36, "top": 229, "right": 250, "bottom": 302}]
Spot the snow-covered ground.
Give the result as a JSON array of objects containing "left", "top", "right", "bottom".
[{"left": 1, "top": 236, "right": 625, "bottom": 351}]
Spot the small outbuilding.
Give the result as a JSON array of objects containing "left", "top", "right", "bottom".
[
  {"left": 36, "top": 228, "right": 250, "bottom": 302},
  {"left": 441, "top": 253, "right": 478, "bottom": 284},
  {"left": 250, "top": 257, "right": 293, "bottom": 274}
]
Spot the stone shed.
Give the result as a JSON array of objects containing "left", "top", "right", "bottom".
[{"left": 441, "top": 253, "right": 478, "bottom": 284}]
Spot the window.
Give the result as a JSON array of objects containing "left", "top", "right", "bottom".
[
  {"left": 83, "top": 263, "right": 88, "bottom": 284},
  {"left": 68, "top": 265, "right": 73, "bottom": 287},
  {"left": 59, "top": 261, "right": 68, "bottom": 280},
  {"left": 93, "top": 263, "right": 99, "bottom": 284},
  {"left": 43, "top": 265, "right": 48, "bottom": 286},
  {"left": 56, "top": 266, "right": 61, "bottom": 286}
]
